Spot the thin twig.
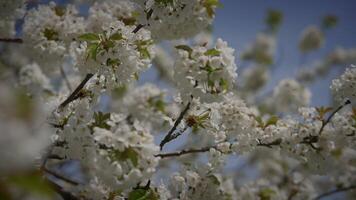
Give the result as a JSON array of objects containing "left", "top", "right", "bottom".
[
  {"left": 132, "top": 24, "right": 145, "bottom": 33},
  {"left": 313, "top": 185, "right": 356, "bottom": 200},
  {"left": 155, "top": 145, "right": 213, "bottom": 158},
  {"left": 0, "top": 38, "right": 23, "bottom": 43},
  {"left": 60, "top": 65, "right": 72, "bottom": 92},
  {"left": 159, "top": 96, "right": 193, "bottom": 150},
  {"left": 59, "top": 73, "right": 94, "bottom": 109},
  {"left": 318, "top": 100, "right": 351, "bottom": 135}
]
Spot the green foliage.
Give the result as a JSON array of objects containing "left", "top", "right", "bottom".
[
  {"left": 258, "top": 188, "right": 276, "bottom": 200},
  {"left": 43, "top": 28, "right": 59, "bottom": 41},
  {"left": 112, "top": 148, "right": 139, "bottom": 167},
  {"left": 175, "top": 45, "right": 193, "bottom": 58},
  {"left": 54, "top": 6, "right": 66, "bottom": 17},
  {"left": 203, "top": 0, "right": 221, "bottom": 18},
  {"left": 78, "top": 31, "right": 125, "bottom": 61},
  {"left": 265, "top": 9, "right": 283, "bottom": 32},
  {"left": 7, "top": 173, "right": 55, "bottom": 197},
  {"left": 79, "top": 33, "right": 100, "bottom": 41},
  {"left": 148, "top": 95, "right": 166, "bottom": 113},
  {"left": 136, "top": 40, "right": 153, "bottom": 59},
  {"left": 322, "top": 15, "right": 338, "bottom": 30},
  {"left": 128, "top": 187, "right": 159, "bottom": 200},
  {"left": 112, "top": 85, "right": 127, "bottom": 99},
  {"left": 204, "top": 48, "right": 221, "bottom": 56},
  {"left": 219, "top": 78, "right": 228, "bottom": 92},
  {"left": 255, "top": 115, "right": 279, "bottom": 130},
  {"left": 91, "top": 112, "right": 111, "bottom": 130}
]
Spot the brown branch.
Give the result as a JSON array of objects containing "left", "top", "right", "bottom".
[
  {"left": 59, "top": 73, "right": 94, "bottom": 109},
  {"left": 313, "top": 185, "right": 356, "bottom": 200},
  {"left": 155, "top": 145, "right": 213, "bottom": 158},
  {"left": 159, "top": 96, "right": 193, "bottom": 150},
  {"left": 132, "top": 24, "right": 145, "bottom": 33},
  {"left": 0, "top": 38, "right": 23, "bottom": 43},
  {"left": 318, "top": 100, "right": 351, "bottom": 135}
]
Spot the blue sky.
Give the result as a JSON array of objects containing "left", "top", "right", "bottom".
[{"left": 213, "top": 0, "right": 356, "bottom": 106}]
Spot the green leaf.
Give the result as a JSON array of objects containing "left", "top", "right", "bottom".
[
  {"left": 79, "top": 33, "right": 100, "bottom": 41},
  {"left": 219, "top": 78, "right": 228, "bottom": 92},
  {"left": 204, "top": 48, "right": 221, "bottom": 56},
  {"left": 54, "top": 6, "right": 66, "bottom": 17},
  {"left": 43, "top": 28, "right": 59, "bottom": 41},
  {"left": 7, "top": 173, "right": 54, "bottom": 197},
  {"left": 265, "top": 9, "right": 283, "bottom": 32},
  {"left": 114, "top": 148, "right": 139, "bottom": 167},
  {"left": 254, "top": 115, "right": 264, "bottom": 128},
  {"left": 110, "top": 33, "right": 123, "bottom": 41},
  {"left": 128, "top": 188, "right": 159, "bottom": 200},
  {"left": 258, "top": 188, "right": 276, "bottom": 200},
  {"left": 87, "top": 43, "right": 100, "bottom": 61},
  {"left": 106, "top": 58, "right": 121, "bottom": 66},
  {"left": 207, "top": 174, "right": 220, "bottom": 185},
  {"left": 91, "top": 112, "right": 111, "bottom": 130},
  {"left": 265, "top": 116, "right": 279, "bottom": 128},
  {"left": 203, "top": 0, "right": 221, "bottom": 18},
  {"left": 322, "top": 15, "right": 338, "bottom": 29},
  {"left": 175, "top": 45, "right": 193, "bottom": 56}
]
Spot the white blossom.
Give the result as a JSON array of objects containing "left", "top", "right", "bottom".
[
  {"left": 270, "top": 79, "right": 311, "bottom": 113},
  {"left": 133, "top": 0, "right": 218, "bottom": 40},
  {"left": 331, "top": 65, "right": 356, "bottom": 105},
  {"left": 173, "top": 38, "right": 237, "bottom": 102},
  {"left": 299, "top": 26, "right": 324, "bottom": 52}
]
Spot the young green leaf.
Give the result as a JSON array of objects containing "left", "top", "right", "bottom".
[
  {"left": 79, "top": 33, "right": 100, "bottom": 41},
  {"left": 204, "top": 48, "right": 221, "bottom": 56}
]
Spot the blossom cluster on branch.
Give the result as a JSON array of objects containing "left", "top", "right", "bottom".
[{"left": 0, "top": 0, "right": 355, "bottom": 200}]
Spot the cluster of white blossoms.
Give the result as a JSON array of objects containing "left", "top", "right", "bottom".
[
  {"left": 173, "top": 38, "right": 237, "bottom": 102},
  {"left": 72, "top": 21, "right": 154, "bottom": 88},
  {"left": 241, "top": 65, "right": 270, "bottom": 92},
  {"left": 331, "top": 65, "right": 356, "bottom": 105},
  {"left": 133, "top": 0, "right": 218, "bottom": 40},
  {"left": 327, "top": 47, "right": 356, "bottom": 65},
  {"left": 269, "top": 79, "right": 311, "bottom": 113},
  {"left": 2, "top": 1, "right": 356, "bottom": 200},
  {"left": 87, "top": 0, "right": 138, "bottom": 32},
  {"left": 299, "top": 25, "right": 324, "bottom": 53},
  {"left": 0, "top": 84, "right": 50, "bottom": 173},
  {"left": 112, "top": 83, "right": 179, "bottom": 131},
  {"left": 241, "top": 33, "right": 276, "bottom": 65},
  {"left": 51, "top": 98, "right": 159, "bottom": 199},
  {"left": 19, "top": 62, "right": 53, "bottom": 94},
  {"left": 22, "top": 2, "right": 86, "bottom": 70}
]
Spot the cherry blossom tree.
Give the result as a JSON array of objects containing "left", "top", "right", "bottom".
[{"left": 0, "top": 0, "right": 355, "bottom": 200}]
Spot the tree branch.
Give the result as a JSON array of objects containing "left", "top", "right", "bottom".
[
  {"left": 318, "top": 100, "right": 351, "bottom": 135},
  {"left": 313, "top": 185, "right": 356, "bottom": 200},
  {"left": 0, "top": 38, "right": 23, "bottom": 43},
  {"left": 59, "top": 73, "right": 94, "bottom": 109},
  {"left": 155, "top": 145, "right": 213, "bottom": 158},
  {"left": 159, "top": 96, "right": 192, "bottom": 150}
]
